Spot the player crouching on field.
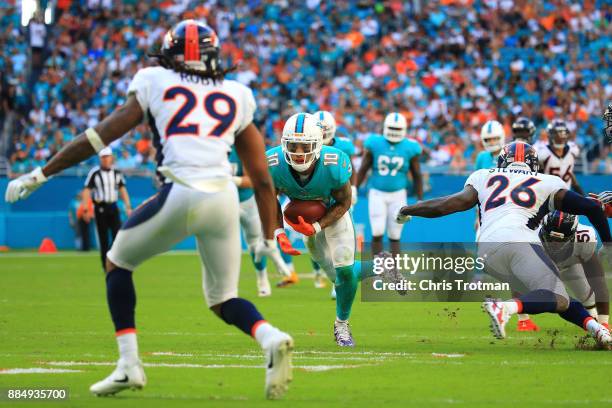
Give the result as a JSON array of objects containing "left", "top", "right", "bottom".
[
  {"left": 266, "top": 113, "right": 360, "bottom": 347},
  {"left": 396, "top": 141, "right": 612, "bottom": 347},
  {"left": 539, "top": 211, "right": 609, "bottom": 329}
]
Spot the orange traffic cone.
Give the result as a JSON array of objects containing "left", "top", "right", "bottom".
[{"left": 38, "top": 238, "right": 57, "bottom": 254}]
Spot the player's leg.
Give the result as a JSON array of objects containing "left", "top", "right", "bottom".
[
  {"left": 240, "top": 196, "right": 271, "bottom": 297},
  {"left": 109, "top": 203, "right": 122, "bottom": 241},
  {"left": 514, "top": 289, "right": 539, "bottom": 332},
  {"left": 93, "top": 205, "right": 110, "bottom": 268},
  {"left": 324, "top": 212, "right": 358, "bottom": 346},
  {"left": 483, "top": 243, "right": 610, "bottom": 345},
  {"left": 311, "top": 259, "right": 327, "bottom": 288},
  {"left": 91, "top": 183, "right": 189, "bottom": 395},
  {"left": 386, "top": 189, "right": 407, "bottom": 256},
  {"left": 277, "top": 196, "right": 299, "bottom": 287},
  {"left": 561, "top": 264, "right": 598, "bottom": 319},
  {"left": 195, "top": 186, "right": 293, "bottom": 399},
  {"left": 368, "top": 188, "right": 387, "bottom": 255}
]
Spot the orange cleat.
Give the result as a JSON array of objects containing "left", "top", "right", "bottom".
[
  {"left": 517, "top": 319, "right": 540, "bottom": 332},
  {"left": 277, "top": 271, "right": 299, "bottom": 288}
]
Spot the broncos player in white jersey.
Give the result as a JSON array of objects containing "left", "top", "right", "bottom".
[
  {"left": 397, "top": 141, "right": 612, "bottom": 347},
  {"left": 539, "top": 211, "right": 609, "bottom": 328},
  {"left": 537, "top": 119, "right": 584, "bottom": 195},
  {"left": 5, "top": 20, "right": 294, "bottom": 399}
]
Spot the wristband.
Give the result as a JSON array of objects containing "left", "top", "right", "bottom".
[
  {"left": 232, "top": 176, "right": 243, "bottom": 186},
  {"left": 312, "top": 222, "right": 322, "bottom": 233},
  {"left": 32, "top": 166, "right": 48, "bottom": 182},
  {"left": 85, "top": 127, "right": 105, "bottom": 153}
]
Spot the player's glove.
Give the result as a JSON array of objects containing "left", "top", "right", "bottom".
[
  {"left": 5, "top": 167, "right": 48, "bottom": 203},
  {"left": 588, "top": 191, "right": 612, "bottom": 217},
  {"left": 253, "top": 238, "right": 292, "bottom": 277},
  {"left": 275, "top": 229, "right": 301, "bottom": 256},
  {"left": 351, "top": 186, "right": 358, "bottom": 206},
  {"left": 284, "top": 215, "right": 321, "bottom": 236},
  {"left": 395, "top": 206, "right": 412, "bottom": 224}
]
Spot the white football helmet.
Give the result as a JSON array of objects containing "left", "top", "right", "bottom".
[
  {"left": 383, "top": 112, "right": 407, "bottom": 143},
  {"left": 480, "top": 120, "right": 505, "bottom": 153},
  {"left": 314, "top": 110, "right": 336, "bottom": 145},
  {"left": 281, "top": 113, "right": 323, "bottom": 172}
]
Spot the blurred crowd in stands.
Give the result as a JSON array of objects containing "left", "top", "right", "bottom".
[{"left": 1, "top": 0, "right": 611, "bottom": 176}]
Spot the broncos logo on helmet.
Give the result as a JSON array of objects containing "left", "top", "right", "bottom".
[{"left": 497, "top": 141, "right": 539, "bottom": 172}]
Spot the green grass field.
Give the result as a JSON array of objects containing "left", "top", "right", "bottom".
[{"left": 1, "top": 251, "right": 611, "bottom": 407}]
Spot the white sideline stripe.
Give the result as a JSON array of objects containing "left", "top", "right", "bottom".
[
  {"left": 431, "top": 353, "right": 465, "bottom": 358},
  {"left": 0, "top": 368, "right": 82, "bottom": 374},
  {"left": 149, "top": 351, "right": 395, "bottom": 361},
  {"left": 43, "top": 361, "right": 364, "bottom": 371}
]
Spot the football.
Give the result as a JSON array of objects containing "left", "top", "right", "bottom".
[{"left": 284, "top": 199, "right": 327, "bottom": 224}]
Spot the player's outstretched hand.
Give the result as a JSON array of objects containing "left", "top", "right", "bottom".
[
  {"left": 588, "top": 191, "right": 612, "bottom": 217},
  {"left": 5, "top": 167, "right": 48, "bottom": 203},
  {"left": 284, "top": 215, "right": 320, "bottom": 236},
  {"left": 275, "top": 230, "right": 301, "bottom": 256},
  {"left": 254, "top": 239, "right": 292, "bottom": 277},
  {"left": 395, "top": 206, "right": 412, "bottom": 224}
]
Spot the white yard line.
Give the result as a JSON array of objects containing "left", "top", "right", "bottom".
[
  {"left": 43, "top": 361, "right": 367, "bottom": 371},
  {"left": 0, "top": 368, "right": 82, "bottom": 374}
]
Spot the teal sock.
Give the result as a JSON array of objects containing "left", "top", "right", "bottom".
[
  {"left": 280, "top": 249, "right": 292, "bottom": 265},
  {"left": 249, "top": 250, "right": 267, "bottom": 272},
  {"left": 335, "top": 264, "right": 359, "bottom": 321}
]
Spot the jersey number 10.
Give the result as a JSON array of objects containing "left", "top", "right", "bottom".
[{"left": 163, "top": 87, "right": 237, "bottom": 138}]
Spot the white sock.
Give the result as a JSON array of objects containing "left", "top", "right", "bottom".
[
  {"left": 585, "top": 317, "right": 601, "bottom": 335},
  {"left": 599, "top": 314, "right": 609, "bottom": 325},
  {"left": 503, "top": 301, "right": 520, "bottom": 316},
  {"left": 256, "top": 268, "right": 268, "bottom": 280},
  {"left": 254, "top": 322, "right": 278, "bottom": 347},
  {"left": 335, "top": 317, "right": 347, "bottom": 324},
  {"left": 117, "top": 332, "right": 139, "bottom": 364}
]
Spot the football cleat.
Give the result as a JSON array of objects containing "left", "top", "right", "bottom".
[
  {"left": 263, "top": 331, "right": 294, "bottom": 399},
  {"left": 517, "top": 318, "right": 540, "bottom": 332},
  {"left": 314, "top": 273, "right": 327, "bottom": 288},
  {"left": 90, "top": 358, "right": 146, "bottom": 396},
  {"left": 334, "top": 320, "right": 355, "bottom": 347},
  {"left": 592, "top": 325, "right": 612, "bottom": 348},
  {"left": 276, "top": 271, "right": 299, "bottom": 288},
  {"left": 482, "top": 298, "right": 511, "bottom": 339},
  {"left": 257, "top": 276, "right": 272, "bottom": 297}
]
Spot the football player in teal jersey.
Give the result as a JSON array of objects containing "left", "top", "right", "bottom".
[
  {"left": 309, "top": 110, "right": 357, "bottom": 295},
  {"left": 474, "top": 120, "right": 504, "bottom": 171},
  {"left": 356, "top": 112, "right": 422, "bottom": 255},
  {"left": 229, "top": 147, "right": 291, "bottom": 297},
  {"left": 267, "top": 112, "right": 359, "bottom": 347}
]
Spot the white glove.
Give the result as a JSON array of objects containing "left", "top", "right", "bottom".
[
  {"left": 254, "top": 239, "right": 291, "bottom": 277},
  {"left": 395, "top": 207, "right": 412, "bottom": 224},
  {"left": 5, "top": 167, "right": 48, "bottom": 203},
  {"left": 351, "top": 186, "right": 358, "bottom": 205}
]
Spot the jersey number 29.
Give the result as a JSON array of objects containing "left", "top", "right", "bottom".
[{"left": 163, "top": 87, "right": 236, "bottom": 138}]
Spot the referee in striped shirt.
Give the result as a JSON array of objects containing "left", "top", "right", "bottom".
[{"left": 83, "top": 147, "right": 132, "bottom": 267}]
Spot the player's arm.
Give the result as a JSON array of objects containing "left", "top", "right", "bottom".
[
  {"left": 581, "top": 254, "right": 609, "bottom": 316},
  {"left": 319, "top": 181, "right": 352, "bottom": 229},
  {"left": 397, "top": 185, "right": 478, "bottom": 221},
  {"left": 409, "top": 155, "right": 423, "bottom": 201},
  {"left": 568, "top": 172, "right": 585, "bottom": 196},
  {"left": 5, "top": 96, "right": 144, "bottom": 203},
  {"left": 355, "top": 149, "right": 373, "bottom": 187},
  {"left": 119, "top": 186, "right": 132, "bottom": 216},
  {"left": 234, "top": 124, "right": 278, "bottom": 240},
  {"left": 553, "top": 190, "right": 611, "bottom": 245},
  {"left": 45, "top": 96, "right": 143, "bottom": 177}
]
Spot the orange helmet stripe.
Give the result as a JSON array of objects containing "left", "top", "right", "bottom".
[
  {"left": 515, "top": 142, "right": 524, "bottom": 162},
  {"left": 184, "top": 23, "right": 200, "bottom": 61}
]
